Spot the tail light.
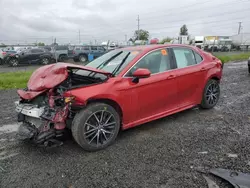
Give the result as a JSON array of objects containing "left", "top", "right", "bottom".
[{"left": 2, "top": 52, "right": 7, "bottom": 56}]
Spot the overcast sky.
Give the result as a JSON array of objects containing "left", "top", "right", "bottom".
[{"left": 0, "top": 0, "right": 249, "bottom": 45}]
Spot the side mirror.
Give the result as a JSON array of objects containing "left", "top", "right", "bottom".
[{"left": 132, "top": 68, "right": 151, "bottom": 83}]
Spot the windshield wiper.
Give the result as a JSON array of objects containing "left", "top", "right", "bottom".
[
  {"left": 112, "top": 52, "right": 131, "bottom": 75},
  {"left": 88, "top": 51, "right": 123, "bottom": 77}
]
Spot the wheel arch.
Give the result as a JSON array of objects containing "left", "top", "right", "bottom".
[{"left": 86, "top": 98, "right": 123, "bottom": 121}]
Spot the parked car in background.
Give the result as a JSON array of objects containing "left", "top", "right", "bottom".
[
  {"left": 15, "top": 44, "right": 223, "bottom": 151},
  {"left": 0, "top": 48, "right": 6, "bottom": 64},
  {"left": 51, "top": 45, "right": 69, "bottom": 62},
  {"left": 7, "top": 48, "right": 53, "bottom": 66},
  {"left": 73, "top": 45, "right": 107, "bottom": 63}
]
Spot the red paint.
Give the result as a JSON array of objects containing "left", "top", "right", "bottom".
[
  {"left": 132, "top": 68, "right": 151, "bottom": 78},
  {"left": 53, "top": 104, "right": 69, "bottom": 130},
  {"left": 17, "top": 63, "right": 112, "bottom": 100},
  {"left": 20, "top": 44, "right": 222, "bottom": 131}
]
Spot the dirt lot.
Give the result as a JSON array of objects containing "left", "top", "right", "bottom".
[{"left": 0, "top": 61, "right": 250, "bottom": 188}]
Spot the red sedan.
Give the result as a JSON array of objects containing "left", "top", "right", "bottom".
[{"left": 15, "top": 44, "right": 223, "bottom": 151}]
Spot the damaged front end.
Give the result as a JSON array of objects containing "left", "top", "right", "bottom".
[
  {"left": 15, "top": 88, "right": 72, "bottom": 147},
  {"left": 15, "top": 63, "right": 111, "bottom": 147}
]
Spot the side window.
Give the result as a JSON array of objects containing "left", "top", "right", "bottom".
[
  {"left": 75, "top": 47, "right": 80, "bottom": 50},
  {"left": 193, "top": 51, "right": 203, "bottom": 63},
  {"left": 97, "top": 46, "right": 104, "bottom": 51},
  {"left": 126, "top": 49, "right": 171, "bottom": 76},
  {"left": 31, "top": 49, "right": 42, "bottom": 53},
  {"left": 81, "top": 47, "right": 89, "bottom": 50},
  {"left": 173, "top": 48, "right": 196, "bottom": 68},
  {"left": 91, "top": 46, "right": 97, "bottom": 50}
]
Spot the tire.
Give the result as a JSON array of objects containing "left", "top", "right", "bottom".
[
  {"left": 200, "top": 79, "right": 220, "bottom": 109},
  {"left": 8, "top": 58, "right": 19, "bottom": 67},
  {"left": 248, "top": 63, "right": 250, "bottom": 73},
  {"left": 41, "top": 57, "right": 50, "bottom": 65},
  {"left": 59, "top": 55, "right": 67, "bottom": 62},
  {"left": 72, "top": 103, "right": 120, "bottom": 151},
  {"left": 79, "top": 54, "right": 87, "bottom": 63},
  {"left": 0, "top": 58, "right": 3, "bottom": 65}
]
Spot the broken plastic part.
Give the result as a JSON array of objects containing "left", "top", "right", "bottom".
[{"left": 210, "top": 168, "right": 250, "bottom": 188}]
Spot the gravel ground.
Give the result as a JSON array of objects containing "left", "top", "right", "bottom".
[{"left": 0, "top": 61, "right": 250, "bottom": 188}]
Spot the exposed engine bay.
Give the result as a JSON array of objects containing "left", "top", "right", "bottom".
[{"left": 15, "top": 64, "right": 110, "bottom": 147}]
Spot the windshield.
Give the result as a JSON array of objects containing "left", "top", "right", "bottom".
[{"left": 86, "top": 49, "right": 141, "bottom": 75}]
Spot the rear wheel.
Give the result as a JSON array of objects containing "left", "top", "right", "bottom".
[
  {"left": 0, "top": 58, "right": 3, "bottom": 65},
  {"left": 72, "top": 103, "right": 120, "bottom": 151},
  {"left": 200, "top": 79, "right": 220, "bottom": 109},
  {"left": 79, "top": 54, "right": 87, "bottom": 63},
  {"left": 248, "top": 64, "right": 250, "bottom": 73},
  {"left": 41, "top": 57, "right": 50, "bottom": 65},
  {"left": 59, "top": 55, "right": 67, "bottom": 62},
  {"left": 9, "top": 58, "right": 19, "bottom": 67}
]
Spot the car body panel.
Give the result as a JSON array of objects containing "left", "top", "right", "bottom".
[{"left": 17, "top": 44, "right": 223, "bottom": 131}]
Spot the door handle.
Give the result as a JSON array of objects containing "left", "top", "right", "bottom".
[{"left": 167, "top": 75, "right": 175, "bottom": 79}]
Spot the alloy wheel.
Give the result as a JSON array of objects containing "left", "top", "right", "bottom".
[
  {"left": 42, "top": 58, "right": 49, "bottom": 65},
  {"left": 205, "top": 82, "right": 219, "bottom": 105},
  {"left": 10, "top": 59, "right": 18, "bottom": 66},
  {"left": 84, "top": 110, "right": 116, "bottom": 147}
]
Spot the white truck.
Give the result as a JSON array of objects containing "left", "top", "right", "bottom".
[{"left": 231, "top": 33, "right": 250, "bottom": 50}]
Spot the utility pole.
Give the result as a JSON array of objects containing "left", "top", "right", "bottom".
[
  {"left": 238, "top": 22, "right": 242, "bottom": 34},
  {"left": 136, "top": 15, "right": 140, "bottom": 40},
  {"left": 125, "top": 34, "right": 127, "bottom": 45},
  {"left": 78, "top": 30, "right": 81, "bottom": 44}
]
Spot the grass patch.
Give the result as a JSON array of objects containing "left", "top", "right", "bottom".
[
  {"left": 215, "top": 52, "right": 250, "bottom": 63},
  {"left": 0, "top": 71, "right": 33, "bottom": 89}
]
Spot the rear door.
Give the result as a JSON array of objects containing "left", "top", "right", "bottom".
[
  {"left": 90, "top": 46, "right": 98, "bottom": 58},
  {"left": 171, "top": 47, "right": 206, "bottom": 107}
]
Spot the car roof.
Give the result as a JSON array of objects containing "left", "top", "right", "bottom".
[{"left": 120, "top": 44, "right": 198, "bottom": 52}]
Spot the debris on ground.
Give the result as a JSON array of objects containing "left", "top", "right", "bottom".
[
  {"left": 227, "top": 154, "right": 238, "bottom": 158},
  {"left": 210, "top": 168, "right": 250, "bottom": 188},
  {"left": 198, "top": 151, "right": 208, "bottom": 154}
]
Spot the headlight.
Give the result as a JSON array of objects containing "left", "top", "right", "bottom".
[{"left": 64, "top": 96, "right": 75, "bottom": 103}]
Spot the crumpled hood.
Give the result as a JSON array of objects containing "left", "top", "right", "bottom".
[
  {"left": 28, "top": 63, "right": 111, "bottom": 91},
  {"left": 17, "top": 63, "right": 111, "bottom": 100}
]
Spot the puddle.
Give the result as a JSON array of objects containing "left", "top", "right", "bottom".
[{"left": 0, "top": 123, "right": 20, "bottom": 135}]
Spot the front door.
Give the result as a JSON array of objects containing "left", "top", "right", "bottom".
[
  {"left": 171, "top": 47, "right": 207, "bottom": 107},
  {"left": 122, "top": 48, "right": 179, "bottom": 122}
]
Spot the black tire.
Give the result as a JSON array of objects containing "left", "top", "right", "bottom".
[
  {"left": 73, "top": 58, "right": 79, "bottom": 62},
  {"left": 200, "top": 79, "right": 220, "bottom": 109},
  {"left": 79, "top": 54, "right": 87, "bottom": 63},
  {"left": 0, "top": 58, "right": 3, "bottom": 65},
  {"left": 248, "top": 65, "right": 250, "bottom": 73},
  {"left": 8, "top": 58, "right": 19, "bottom": 67},
  {"left": 41, "top": 57, "right": 50, "bottom": 65},
  {"left": 59, "top": 55, "right": 67, "bottom": 62},
  {"left": 72, "top": 103, "right": 120, "bottom": 151}
]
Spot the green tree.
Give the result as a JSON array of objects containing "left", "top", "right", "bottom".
[
  {"left": 134, "top": 29, "right": 149, "bottom": 41},
  {"left": 160, "top": 37, "right": 173, "bottom": 44},
  {"left": 37, "top": 42, "right": 45, "bottom": 46},
  {"left": 180, "top": 24, "right": 188, "bottom": 35}
]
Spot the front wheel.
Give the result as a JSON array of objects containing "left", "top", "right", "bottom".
[
  {"left": 72, "top": 103, "right": 120, "bottom": 151},
  {"left": 200, "top": 79, "right": 220, "bottom": 109}
]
